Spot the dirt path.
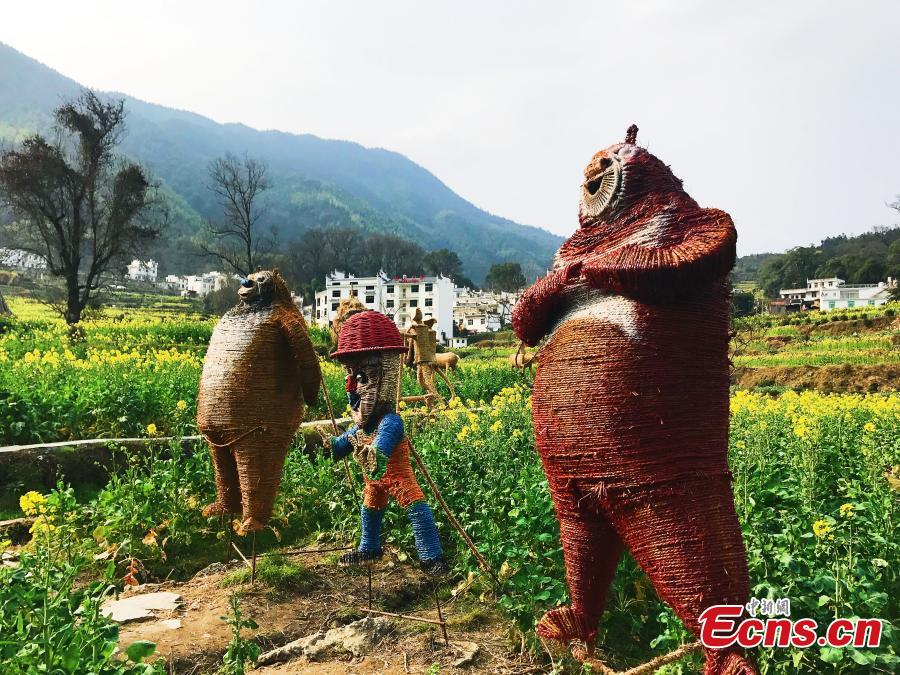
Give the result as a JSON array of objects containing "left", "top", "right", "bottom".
[{"left": 117, "top": 550, "right": 546, "bottom": 674}]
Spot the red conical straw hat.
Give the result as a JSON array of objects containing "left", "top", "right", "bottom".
[{"left": 331, "top": 310, "right": 409, "bottom": 359}]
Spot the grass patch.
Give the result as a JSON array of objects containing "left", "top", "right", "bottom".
[
  {"left": 446, "top": 604, "right": 495, "bottom": 630},
  {"left": 221, "top": 553, "right": 318, "bottom": 600}
]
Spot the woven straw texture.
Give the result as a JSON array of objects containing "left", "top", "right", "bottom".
[
  {"left": 404, "top": 309, "right": 443, "bottom": 407},
  {"left": 197, "top": 270, "right": 321, "bottom": 532},
  {"left": 330, "top": 296, "right": 367, "bottom": 345},
  {"left": 405, "top": 309, "right": 438, "bottom": 364},
  {"left": 331, "top": 310, "right": 408, "bottom": 358},
  {"left": 360, "top": 436, "right": 426, "bottom": 509},
  {"left": 513, "top": 128, "right": 755, "bottom": 675}
]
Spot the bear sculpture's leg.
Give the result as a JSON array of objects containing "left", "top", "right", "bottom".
[
  {"left": 608, "top": 474, "right": 756, "bottom": 675},
  {"left": 536, "top": 477, "right": 624, "bottom": 646},
  {"left": 232, "top": 428, "right": 294, "bottom": 532},
  {"left": 201, "top": 432, "right": 242, "bottom": 518}
]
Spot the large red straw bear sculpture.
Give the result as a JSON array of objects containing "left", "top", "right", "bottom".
[{"left": 513, "top": 126, "right": 755, "bottom": 674}]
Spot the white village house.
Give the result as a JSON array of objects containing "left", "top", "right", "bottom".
[
  {"left": 311, "top": 271, "right": 455, "bottom": 344},
  {"left": 0, "top": 248, "right": 48, "bottom": 271},
  {"left": 779, "top": 277, "right": 896, "bottom": 312},
  {"left": 453, "top": 288, "right": 519, "bottom": 333},
  {"left": 126, "top": 259, "right": 158, "bottom": 283},
  {"left": 163, "top": 271, "right": 237, "bottom": 297}
]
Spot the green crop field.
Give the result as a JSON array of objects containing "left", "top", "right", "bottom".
[{"left": 0, "top": 298, "right": 897, "bottom": 674}]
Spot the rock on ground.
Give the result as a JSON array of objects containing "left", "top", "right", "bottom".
[
  {"left": 258, "top": 616, "right": 393, "bottom": 665},
  {"left": 101, "top": 591, "right": 181, "bottom": 623}
]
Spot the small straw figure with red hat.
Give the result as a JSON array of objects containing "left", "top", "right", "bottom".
[{"left": 324, "top": 310, "right": 448, "bottom": 574}]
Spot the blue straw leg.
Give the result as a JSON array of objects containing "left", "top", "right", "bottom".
[
  {"left": 359, "top": 505, "right": 385, "bottom": 554},
  {"left": 406, "top": 501, "right": 443, "bottom": 562}
]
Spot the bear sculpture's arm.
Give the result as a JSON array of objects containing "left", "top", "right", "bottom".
[
  {"left": 278, "top": 309, "right": 322, "bottom": 406},
  {"left": 512, "top": 263, "right": 584, "bottom": 347},
  {"left": 512, "top": 210, "right": 736, "bottom": 346},
  {"left": 581, "top": 209, "right": 736, "bottom": 299}
]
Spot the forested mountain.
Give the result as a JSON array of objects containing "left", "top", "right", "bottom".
[
  {"left": 0, "top": 42, "right": 561, "bottom": 284},
  {"left": 741, "top": 224, "right": 900, "bottom": 297}
]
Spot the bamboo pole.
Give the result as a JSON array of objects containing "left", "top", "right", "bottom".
[
  {"left": 578, "top": 642, "right": 702, "bottom": 675},
  {"left": 358, "top": 607, "right": 447, "bottom": 627},
  {"left": 0, "top": 409, "right": 486, "bottom": 455},
  {"left": 320, "top": 368, "right": 360, "bottom": 508},
  {"left": 231, "top": 541, "right": 251, "bottom": 567}
]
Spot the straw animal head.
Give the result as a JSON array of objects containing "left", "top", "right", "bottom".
[
  {"left": 578, "top": 124, "right": 686, "bottom": 228},
  {"left": 238, "top": 269, "right": 291, "bottom": 306}
]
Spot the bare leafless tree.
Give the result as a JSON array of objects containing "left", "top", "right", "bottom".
[
  {"left": 0, "top": 90, "right": 163, "bottom": 324},
  {"left": 201, "top": 153, "right": 272, "bottom": 276}
]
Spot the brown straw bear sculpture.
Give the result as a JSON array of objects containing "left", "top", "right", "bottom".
[
  {"left": 197, "top": 270, "right": 321, "bottom": 532},
  {"left": 513, "top": 126, "right": 755, "bottom": 674}
]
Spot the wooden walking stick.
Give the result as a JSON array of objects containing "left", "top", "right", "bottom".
[
  {"left": 320, "top": 367, "right": 360, "bottom": 507},
  {"left": 408, "top": 442, "right": 499, "bottom": 585}
]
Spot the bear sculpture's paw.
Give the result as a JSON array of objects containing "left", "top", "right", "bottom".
[
  {"left": 237, "top": 517, "right": 267, "bottom": 534},
  {"left": 201, "top": 502, "right": 231, "bottom": 518},
  {"left": 536, "top": 606, "right": 596, "bottom": 645}
]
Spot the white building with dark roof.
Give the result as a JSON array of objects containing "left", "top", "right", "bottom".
[{"left": 313, "top": 271, "right": 455, "bottom": 344}]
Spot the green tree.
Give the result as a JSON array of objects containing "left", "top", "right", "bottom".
[
  {"left": 731, "top": 290, "right": 759, "bottom": 317},
  {"left": 423, "top": 248, "right": 463, "bottom": 279},
  {"left": 485, "top": 262, "right": 526, "bottom": 292},
  {"left": 0, "top": 90, "right": 163, "bottom": 324},
  {"left": 851, "top": 257, "right": 887, "bottom": 284}
]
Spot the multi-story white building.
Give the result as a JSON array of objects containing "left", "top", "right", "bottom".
[
  {"left": 779, "top": 277, "right": 896, "bottom": 311},
  {"left": 126, "top": 259, "right": 158, "bottom": 283},
  {"left": 313, "top": 271, "right": 455, "bottom": 344},
  {"left": 0, "top": 248, "right": 47, "bottom": 271}
]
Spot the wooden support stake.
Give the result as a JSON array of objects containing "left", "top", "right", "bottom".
[
  {"left": 367, "top": 564, "right": 373, "bottom": 609},
  {"left": 251, "top": 532, "right": 258, "bottom": 584},
  {"left": 225, "top": 516, "right": 235, "bottom": 562},
  {"left": 358, "top": 607, "right": 447, "bottom": 627},
  {"left": 433, "top": 584, "right": 449, "bottom": 645}
]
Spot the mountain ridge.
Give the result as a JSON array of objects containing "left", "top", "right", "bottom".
[{"left": 0, "top": 41, "right": 561, "bottom": 283}]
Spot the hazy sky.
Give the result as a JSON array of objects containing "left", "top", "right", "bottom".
[{"left": 3, "top": 1, "right": 898, "bottom": 254}]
